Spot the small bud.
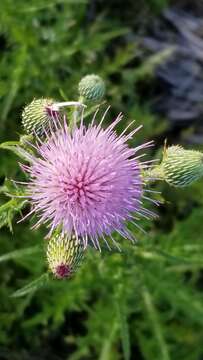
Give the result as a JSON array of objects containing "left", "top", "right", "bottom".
[
  {"left": 161, "top": 145, "right": 203, "bottom": 187},
  {"left": 22, "top": 98, "right": 58, "bottom": 136},
  {"left": 78, "top": 74, "right": 105, "bottom": 102},
  {"left": 47, "top": 233, "right": 84, "bottom": 279}
]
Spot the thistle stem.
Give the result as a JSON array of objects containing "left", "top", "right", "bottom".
[{"left": 72, "top": 96, "right": 85, "bottom": 126}]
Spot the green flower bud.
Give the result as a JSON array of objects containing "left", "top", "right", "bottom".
[
  {"left": 78, "top": 74, "right": 105, "bottom": 102},
  {"left": 47, "top": 233, "right": 84, "bottom": 279},
  {"left": 161, "top": 145, "right": 203, "bottom": 187},
  {"left": 22, "top": 98, "right": 57, "bottom": 136}
]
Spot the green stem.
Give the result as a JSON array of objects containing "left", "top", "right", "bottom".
[
  {"left": 71, "top": 96, "right": 85, "bottom": 128},
  {"left": 142, "top": 286, "right": 171, "bottom": 360}
]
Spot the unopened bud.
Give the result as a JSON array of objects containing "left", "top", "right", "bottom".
[
  {"left": 47, "top": 233, "right": 84, "bottom": 279},
  {"left": 161, "top": 145, "right": 203, "bottom": 187},
  {"left": 78, "top": 74, "right": 105, "bottom": 102}
]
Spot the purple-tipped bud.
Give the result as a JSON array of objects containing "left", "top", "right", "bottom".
[{"left": 47, "top": 233, "right": 84, "bottom": 279}]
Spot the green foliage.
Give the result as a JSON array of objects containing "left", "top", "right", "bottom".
[
  {"left": 0, "top": 178, "right": 27, "bottom": 231},
  {"left": 0, "top": 245, "right": 41, "bottom": 263},
  {"left": 11, "top": 273, "right": 50, "bottom": 298},
  {"left": 0, "top": 0, "right": 203, "bottom": 360},
  {"left": 146, "top": 0, "right": 169, "bottom": 12}
]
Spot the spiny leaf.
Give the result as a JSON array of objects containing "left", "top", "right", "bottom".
[
  {"left": 0, "top": 141, "right": 27, "bottom": 159},
  {"left": 0, "top": 177, "right": 27, "bottom": 196},
  {"left": 11, "top": 273, "right": 50, "bottom": 298},
  {"left": 0, "top": 198, "right": 27, "bottom": 232}
]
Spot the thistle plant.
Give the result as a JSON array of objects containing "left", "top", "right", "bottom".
[{"left": 1, "top": 73, "right": 203, "bottom": 290}]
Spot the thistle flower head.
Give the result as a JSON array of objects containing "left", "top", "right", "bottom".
[
  {"left": 78, "top": 74, "right": 105, "bottom": 102},
  {"left": 22, "top": 98, "right": 58, "bottom": 136},
  {"left": 161, "top": 145, "right": 203, "bottom": 187},
  {"left": 20, "top": 111, "right": 154, "bottom": 250},
  {"left": 47, "top": 233, "right": 84, "bottom": 279}
]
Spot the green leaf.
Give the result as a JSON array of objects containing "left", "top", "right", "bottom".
[
  {"left": 116, "top": 300, "right": 130, "bottom": 360},
  {"left": 134, "top": 48, "right": 174, "bottom": 80},
  {"left": 142, "top": 286, "right": 171, "bottom": 360},
  {"left": 0, "top": 177, "right": 27, "bottom": 196},
  {"left": 0, "top": 197, "right": 27, "bottom": 232},
  {"left": 0, "top": 141, "right": 27, "bottom": 159},
  {"left": 11, "top": 273, "right": 50, "bottom": 298},
  {"left": 99, "top": 320, "right": 118, "bottom": 360},
  {"left": 0, "top": 245, "right": 41, "bottom": 263}
]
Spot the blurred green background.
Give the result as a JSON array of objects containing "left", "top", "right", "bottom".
[{"left": 1, "top": 0, "right": 203, "bottom": 359}]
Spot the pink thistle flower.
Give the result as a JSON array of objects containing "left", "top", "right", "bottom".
[{"left": 19, "top": 111, "right": 156, "bottom": 250}]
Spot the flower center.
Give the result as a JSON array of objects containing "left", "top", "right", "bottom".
[
  {"left": 65, "top": 179, "right": 86, "bottom": 201},
  {"left": 60, "top": 171, "right": 103, "bottom": 209}
]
